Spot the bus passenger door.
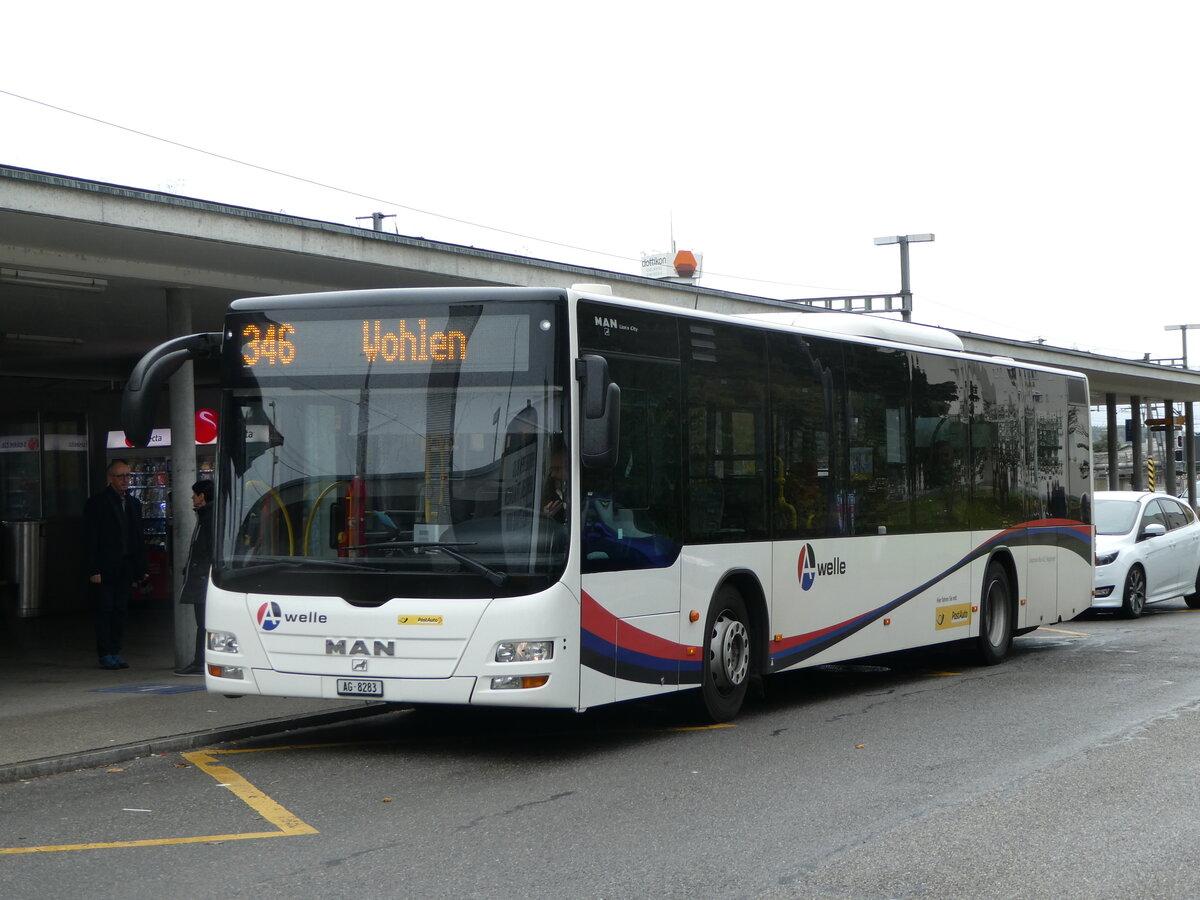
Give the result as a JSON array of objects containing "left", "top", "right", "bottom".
[{"left": 578, "top": 355, "right": 684, "bottom": 708}]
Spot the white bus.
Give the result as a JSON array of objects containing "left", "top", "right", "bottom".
[{"left": 123, "top": 286, "right": 1094, "bottom": 721}]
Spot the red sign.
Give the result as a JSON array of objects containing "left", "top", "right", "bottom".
[{"left": 196, "top": 408, "right": 218, "bottom": 444}]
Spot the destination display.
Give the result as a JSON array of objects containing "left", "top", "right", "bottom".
[{"left": 227, "top": 310, "right": 532, "bottom": 379}]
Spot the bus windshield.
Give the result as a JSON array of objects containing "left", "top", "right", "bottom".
[{"left": 213, "top": 298, "right": 569, "bottom": 600}]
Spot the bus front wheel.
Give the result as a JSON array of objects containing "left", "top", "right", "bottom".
[
  {"left": 975, "top": 562, "right": 1013, "bottom": 665},
  {"left": 695, "top": 585, "right": 752, "bottom": 722}
]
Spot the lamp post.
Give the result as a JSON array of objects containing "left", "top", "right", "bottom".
[
  {"left": 1165, "top": 324, "right": 1200, "bottom": 368},
  {"left": 874, "top": 233, "right": 934, "bottom": 323}
]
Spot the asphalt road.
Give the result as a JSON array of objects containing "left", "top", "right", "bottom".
[{"left": 4, "top": 602, "right": 1200, "bottom": 900}]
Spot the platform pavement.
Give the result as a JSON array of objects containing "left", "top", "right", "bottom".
[{"left": 0, "top": 605, "right": 390, "bottom": 783}]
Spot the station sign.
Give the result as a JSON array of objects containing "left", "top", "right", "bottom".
[
  {"left": 0, "top": 434, "right": 87, "bottom": 453},
  {"left": 107, "top": 409, "right": 219, "bottom": 448},
  {"left": 1145, "top": 417, "right": 1182, "bottom": 432}
]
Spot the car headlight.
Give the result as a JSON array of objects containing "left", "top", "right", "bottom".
[{"left": 1096, "top": 551, "right": 1119, "bottom": 566}]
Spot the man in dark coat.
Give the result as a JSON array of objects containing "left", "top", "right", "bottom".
[
  {"left": 175, "top": 479, "right": 214, "bottom": 676},
  {"left": 82, "top": 459, "right": 149, "bottom": 669}
]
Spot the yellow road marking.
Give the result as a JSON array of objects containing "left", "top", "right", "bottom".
[
  {"left": 0, "top": 747, "right": 316, "bottom": 855},
  {"left": 666, "top": 723, "right": 736, "bottom": 732},
  {"left": 183, "top": 748, "right": 318, "bottom": 836},
  {"left": 3, "top": 721, "right": 729, "bottom": 854}
]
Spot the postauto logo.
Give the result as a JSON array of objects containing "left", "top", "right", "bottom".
[
  {"left": 257, "top": 601, "right": 283, "bottom": 631},
  {"left": 797, "top": 543, "right": 846, "bottom": 591}
]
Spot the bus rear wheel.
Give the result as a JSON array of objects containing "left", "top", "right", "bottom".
[
  {"left": 975, "top": 561, "right": 1013, "bottom": 665},
  {"left": 695, "top": 585, "right": 752, "bottom": 723}
]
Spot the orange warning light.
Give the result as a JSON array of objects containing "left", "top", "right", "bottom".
[{"left": 674, "top": 250, "right": 698, "bottom": 278}]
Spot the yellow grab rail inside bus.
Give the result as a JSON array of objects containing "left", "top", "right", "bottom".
[{"left": 245, "top": 480, "right": 296, "bottom": 556}]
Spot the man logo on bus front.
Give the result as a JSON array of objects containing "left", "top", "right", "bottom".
[{"left": 257, "top": 601, "right": 283, "bottom": 631}]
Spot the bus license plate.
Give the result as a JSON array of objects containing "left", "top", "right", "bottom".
[{"left": 337, "top": 678, "right": 383, "bottom": 698}]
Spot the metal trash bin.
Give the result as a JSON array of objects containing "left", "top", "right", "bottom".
[{"left": 2, "top": 520, "right": 47, "bottom": 617}]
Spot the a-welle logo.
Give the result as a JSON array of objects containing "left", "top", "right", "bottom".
[{"left": 797, "top": 544, "right": 847, "bottom": 591}]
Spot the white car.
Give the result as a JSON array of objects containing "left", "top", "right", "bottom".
[{"left": 1092, "top": 490, "right": 1200, "bottom": 617}]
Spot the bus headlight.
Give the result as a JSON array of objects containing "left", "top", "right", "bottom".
[
  {"left": 495, "top": 640, "right": 554, "bottom": 663},
  {"left": 209, "top": 665, "right": 245, "bottom": 680},
  {"left": 207, "top": 631, "right": 240, "bottom": 653}
]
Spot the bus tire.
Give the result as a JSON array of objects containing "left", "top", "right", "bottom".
[
  {"left": 695, "top": 585, "right": 752, "bottom": 723},
  {"left": 975, "top": 561, "right": 1013, "bottom": 665}
]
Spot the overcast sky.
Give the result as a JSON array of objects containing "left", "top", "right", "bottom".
[{"left": 4, "top": 1, "right": 1199, "bottom": 363}]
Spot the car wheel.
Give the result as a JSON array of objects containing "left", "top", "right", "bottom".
[
  {"left": 1185, "top": 566, "right": 1200, "bottom": 610},
  {"left": 1121, "top": 565, "right": 1147, "bottom": 618}
]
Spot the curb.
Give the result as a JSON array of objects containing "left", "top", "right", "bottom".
[{"left": 0, "top": 702, "right": 395, "bottom": 784}]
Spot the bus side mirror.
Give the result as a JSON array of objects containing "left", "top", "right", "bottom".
[
  {"left": 122, "top": 332, "right": 223, "bottom": 447},
  {"left": 576, "top": 355, "right": 620, "bottom": 470}
]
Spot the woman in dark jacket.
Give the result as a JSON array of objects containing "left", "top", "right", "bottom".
[{"left": 175, "top": 479, "right": 214, "bottom": 676}]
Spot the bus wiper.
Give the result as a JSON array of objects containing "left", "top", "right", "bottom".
[
  {"left": 346, "top": 540, "right": 509, "bottom": 587},
  {"left": 234, "top": 558, "right": 388, "bottom": 574}
]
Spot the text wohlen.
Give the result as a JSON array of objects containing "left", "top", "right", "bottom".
[{"left": 362, "top": 319, "right": 469, "bottom": 363}]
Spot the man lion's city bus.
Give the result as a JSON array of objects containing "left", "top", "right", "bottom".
[{"left": 122, "top": 286, "right": 1093, "bottom": 722}]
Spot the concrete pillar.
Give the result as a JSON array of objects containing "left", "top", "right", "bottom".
[
  {"left": 1188, "top": 403, "right": 1197, "bottom": 508},
  {"left": 1130, "top": 396, "right": 1143, "bottom": 491},
  {"left": 1106, "top": 394, "right": 1119, "bottom": 490},
  {"left": 1165, "top": 399, "right": 1177, "bottom": 496},
  {"left": 166, "top": 288, "right": 198, "bottom": 668}
]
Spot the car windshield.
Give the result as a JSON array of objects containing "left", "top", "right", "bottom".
[{"left": 1094, "top": 499, "right": 1140, "bottom": 536}]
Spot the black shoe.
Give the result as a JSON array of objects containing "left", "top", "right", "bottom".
[
  {"left": 99, "top": 655, "right": 121, "bottom": 670},
  {"left": 112, "top": 655, "right": 130, "bottom": 669},
  {"left": 174, "top": 663, "right": 204, "bottom": 676}
]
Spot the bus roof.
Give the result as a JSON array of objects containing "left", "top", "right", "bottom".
[{"left": 227, "top": 285, "right": 1085, "bottom": 382}]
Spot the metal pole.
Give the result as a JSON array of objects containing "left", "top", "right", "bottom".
[
  {"left": 1106, "top": 394, "right": 1119, "bottom": 490},
  {"left": 1130, "top": 395, "right": 1143, "bottom": 490},
  {"left": 1165, "top": 399, "right": 1177, "bottom": 496},
  {"left": 1188, "top": 403, "right": 1197, "bottom": 507},
  {"left": 1145, "top": 399, "right": 1156, "bottom": 490},
  {"left": 898, "top": 238, "right": 913, "bottom": 323}
]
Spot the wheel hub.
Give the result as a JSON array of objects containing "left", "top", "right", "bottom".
[{"left": 710, "top": 612, "right": 749, "bottom": 691}]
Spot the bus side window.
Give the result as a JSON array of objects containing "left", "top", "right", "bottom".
[
  {"left": 769, "top": 332, "right": 840, "bottom": 539},
  {"left": 844, "top": 345, "right": 912, "bottom": 535},
  {"left": 970, "top": 361, "right": 1029, "bottom": 529},
  {"left": 580, "top": 357, "right": 682, "bottom": 572},
  {"left": 911, "top": 352, "right": 968, "bottom": 532},
  {"left": 684, "top": 322, "right": 768, "bottom": 542}
]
